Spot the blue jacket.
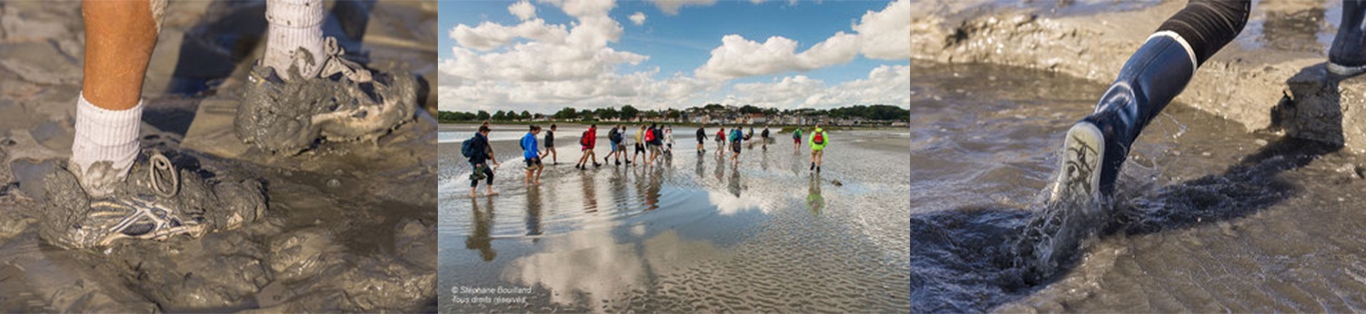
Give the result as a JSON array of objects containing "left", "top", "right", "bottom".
[
  {"left": 468, "top": 132, "right": 490, "bottom": 164},
  {"left": 521, "top": 132, "right": 540, "bottom": 159}
]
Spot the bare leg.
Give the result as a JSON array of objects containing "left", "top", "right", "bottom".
[{"left": 73, "top": 0, "right": 160, "bottom": 197}]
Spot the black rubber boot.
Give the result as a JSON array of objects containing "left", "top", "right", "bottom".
[
  {"left": 1054, "top": 33, "right": 1195, "bottom": 200},
  {"left": 1330, "top": 0, "right": 1366, "bottom": 76}
]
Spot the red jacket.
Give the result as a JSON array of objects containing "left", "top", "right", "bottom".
[{"left": 582, "top": 128, "right": 597, "bottom": 148}]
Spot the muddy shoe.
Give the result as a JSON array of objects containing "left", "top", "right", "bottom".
[
  {"left": 236, "top": 37, "right": 418, "bottom": 155},
  {"left": 41, "top": 151, "right": 267, "bottom": 250}
]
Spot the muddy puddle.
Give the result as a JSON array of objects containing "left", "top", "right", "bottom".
[
  {"left": 439, "top": 124, "right": 911, "bottom": 312},
  {"left": 0, "top": 1, "right": 437, "bottom": 312},
  {"left": 904, "top": 60, "right": 1366, "bottom": 312}
]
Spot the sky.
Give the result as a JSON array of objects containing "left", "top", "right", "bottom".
[{"left": 438, "top": 0, "right": 910, "bottom": 114}]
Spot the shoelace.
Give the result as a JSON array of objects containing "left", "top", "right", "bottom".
[
  {"left": 318, "top": 37, "right": 373, "bottom": 83},
  {"left": 149, "top": 151, "right": 179, "bottom": 198}
]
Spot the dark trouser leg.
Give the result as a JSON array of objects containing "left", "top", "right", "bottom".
[{"left": 1330, "top": 0, "right": 1366, "bottom": 75}]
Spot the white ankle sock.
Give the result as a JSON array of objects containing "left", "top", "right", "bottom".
[
  {"left": 70, "top": 93, "right": 142, "bottom": 198},
  {"left": 264, "top": 0, "right": 325, "bottom": 79}
]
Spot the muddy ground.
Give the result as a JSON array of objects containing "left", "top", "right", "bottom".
[
  {"left": 909, "top": 0, "right": 1366, "bottom": 153},
  {"left": 0, "top": 1, "right": 438, "bottom": 312}
]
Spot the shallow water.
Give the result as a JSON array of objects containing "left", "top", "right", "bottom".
[
  {"left": 902, "top": 61, "right": 1366, "bottom": 312},
  {"left": 439, "top": 125, "right": 911, "bottom": 312}
]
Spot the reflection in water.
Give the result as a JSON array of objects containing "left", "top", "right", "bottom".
[
  {"left": 645, "top": 167, "right": 663, "bottom": 211},
  {"left": 714, "top": 153, "right": 726, "bottom": 182},
  {"left": 582, "top": 171, "right": 598, "bottom": 213},
  {"left": 526, "top": 185, "right": 543, "bottom": 238},
  {"left": 728, "top": 163, "right": 743, "bottom": 197},
  {"left": 468, "top": 198, "right": 497, "bottom": 261},
  {"left": 695, "top": 151, "right": 706, "bottom": 178},
  {"left": 807, "top": 174, "right": 824, "bottom": 215},
  {"left": 761, "top": 148, "right": 770, "bottom": 171}
]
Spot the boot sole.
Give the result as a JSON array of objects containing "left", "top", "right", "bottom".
[{"left": 1049, "top": 122, "right": 1103, "bottom": 206}]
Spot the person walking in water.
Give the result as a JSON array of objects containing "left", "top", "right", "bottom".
[
  {"left": 646, "top": 123, "right": 665, "bottom": 165},
  {"left": 696, "top": 126, "right": 708, "bottom": 153},
  {"left": 761, "top": 126, "right": 771, "bottom": 150},
  {"left": 576, "top": 124, "right": 601, "bottom": 170},
  {"left": 664, "top": 125, "right": 675, "bottom": 156},
  {"left": 792, "top": 127, "right": 804, "bottom": 153},
  {"left": 809, "top": 124, "right": 828, "bottom": 173},
  {"left": 715, "top": 127, "right": 727, "bottom": 157},
  {"left": 729, "top": 126, "right": 744, "bottom": 167},
  {"left": 612, "top": 124, "right": 627, "bottom": 165},
  {"left": 467, "top": 125, "right": 499, "bottom": 197},
  {"left": 632, "top": 124, "right": 647, "bottom": 165},
  {"left": 603, "top": 125, "right": 623, "bottom": 166},
  {"left": 541, "top": 124, "right": 558, "bottom": 165},
  {"left": 521, "top": 125, "right": 544, "bottom": 185}
]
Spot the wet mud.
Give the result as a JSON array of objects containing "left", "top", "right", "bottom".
[
  {"left": 905, "top": 61, "right": 1366, "bottom": 312},
  {"left": 0, "top": 1, "right": 437, "bottom": 312},
  {"left": 439, "top": 124, "right": 911, "bottom": 312},
  {"left": 908, "top": 0, "right": 1366, "bottom": 153}
]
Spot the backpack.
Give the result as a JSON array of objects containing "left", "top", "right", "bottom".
[
  {"left": 813, "top": 132, "right": 825, "bottom": 145},
  {"left": 645, "top": 129, "right": 656, "bottom": 142},
  {"left": 612, "top": 129, "right": 623, "bottom": 142},
  {"left": 462, "top": 137, "right": 475, "bottom": 157}
]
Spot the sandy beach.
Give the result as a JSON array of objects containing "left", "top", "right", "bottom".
[{"left": 439, "top": 123, "right": 911, "bottom": 312}]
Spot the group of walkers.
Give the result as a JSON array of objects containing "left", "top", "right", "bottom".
[
  {"left": 464, "top": 121, "right": 831, "bottom": 198},
  {"left": 704, "top": 125, "right": 828, "bottom": 171},
  {"left": 574, "top": 123, "right": 675, "bottom": 169}
]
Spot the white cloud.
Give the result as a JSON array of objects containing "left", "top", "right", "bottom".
[
  {"left": 749, "top": 0, "right": 764, "bottom": 4},
  {"left": 508, "top": 0, "right": 537, "bottom": 21},
  {"left": 853, "top": 0, "right": 911, "bottom": 60},
  {"left": 726, "top": 65, "right": 910, "bottom": 109},
  {"left": 441, "top": 0, "right": 720, "bottom": 113},
  {"left": 694, "top": 32, "right": 859, "bottom": 80},
  {"left": 448, "top": 19, "right": 569, "bottom": 51},
  {"left": 540, "top": 0, "right": 616, "bottom": 18},
  {"left": 440, "top": 0, "right": 909, "bottom": 113},
  {"left": 629, "top": 12, "right": 647, "bottom": 25},
  {"left": 693, "top": 0, "right": 909, "bottom": 80},
  {"left": 649, "top": 0, "right": 716, "bottom": 15}
]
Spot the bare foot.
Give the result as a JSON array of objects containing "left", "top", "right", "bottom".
[{"left": 487, "top": 191, "right": 500, "bottom": 196}]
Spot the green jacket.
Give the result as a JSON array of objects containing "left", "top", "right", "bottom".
[{"left": 809, "top": 128, "right": 828, "bottom": 150}]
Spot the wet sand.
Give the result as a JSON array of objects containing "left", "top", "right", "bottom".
[
  {"left": 0, "top": 1, "right": 437, "bottom": 311},
  {"left": 904, "top": 61, "right": 1366, "bottom": 312},
  {"left": 439, "top": 124, "right": 911, "bottom": 312}
]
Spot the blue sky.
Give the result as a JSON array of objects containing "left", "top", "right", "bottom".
[{"left": 438, "top": 0, "right": 910, "bottom": 113}]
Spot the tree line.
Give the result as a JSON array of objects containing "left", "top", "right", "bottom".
[{"left": 437, "top": 104, "right": 908, "bottom": 124}]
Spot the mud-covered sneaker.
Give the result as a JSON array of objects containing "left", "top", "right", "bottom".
[
  {"left": 41, "top": 151, "right": 267, "bottom": 250},
  {"left": 236, "top": 37, "right": 418, "bottom": 155},
  {"left": 1048, "top": 121, "right": 1104, "bottom": 207}
]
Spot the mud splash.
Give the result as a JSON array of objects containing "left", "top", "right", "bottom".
[{"left": 906, "top": 60, "right": 1366, "bottom": 312}]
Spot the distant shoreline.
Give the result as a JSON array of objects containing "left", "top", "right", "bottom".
[{"left": 437, "top": 122, "right": 904, "bottom": 132}]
